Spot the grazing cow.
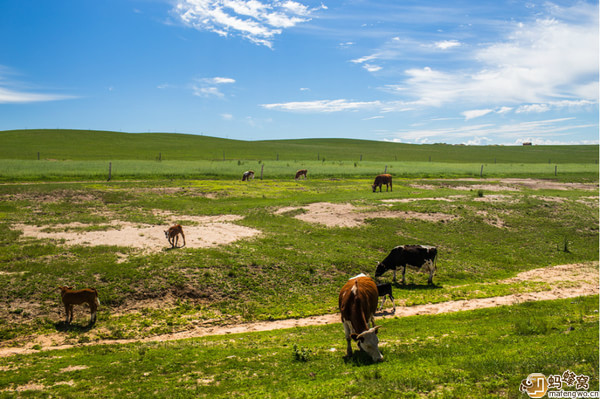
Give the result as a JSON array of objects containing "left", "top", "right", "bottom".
[
  {"left": 59, "top": 286, "right": 100, "bottom": 325},
  {"left": 375, "top": 245, "right": 437, "bottom": 285},
  {"left": 376, "top": 283, "right": 395, "bottom": 312},
  {"left": 242, "top": 170, "right": 255, "bottom": 181},
  {"left": 372, "top": 174, "right": 392, "bottom": 192},
  {"left": 295, "top": 169, "right": 308, "bottom": 180},
  {"left": 339, "top": 275, "right": 383, "bottom": 362}
]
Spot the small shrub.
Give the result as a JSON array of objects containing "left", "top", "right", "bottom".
[
  {"left": 292, "top": 344, "right": 312, "bottom": 362},
  {"left": 477, "top": 189, "right": 484, "bottom": 197}
]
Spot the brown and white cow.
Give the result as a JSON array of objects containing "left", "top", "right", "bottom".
[
  {"left": 338, "top": 275, "right": 383, "bottom": 362},
  {"left": 59, "top": 286, "right": 100, "bottom": 325},
  {"left": 375, "top": 245, "right": 438, "bottom": 285},
  {"left": 372, "top": 174, "right": 392, "bottom": 192},
  {"left": 295, "top": 169, "right": 307, "bottom": 179}
]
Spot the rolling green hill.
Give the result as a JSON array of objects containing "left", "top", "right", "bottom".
[{"left": 1, "top": 129, "right": 598, "bottom": 164}]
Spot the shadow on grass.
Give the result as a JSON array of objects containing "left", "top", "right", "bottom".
[
  {"left": 394, "top": 282, "right": 444, "bottom": 291},
  {"left": 343, "top": 350, "right": 382, "bottom": 367},
  {"left": 54, "top": 320, "right": 95, "bottom": 332}
]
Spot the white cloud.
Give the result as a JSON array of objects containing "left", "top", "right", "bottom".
[
  {"left": 363, "top": 64, "right": 382, "bottom": 72},
  {"left": 386, "top": 117, "right": 596, "bottom": 144},
  {"left": 173, "top": 0, "right": 325, "bottom": 47},
  {"left": 434, "top": 40, "right": 461, "bottom": 50},
  {"left": 379, "top": 3, "right": 598, "bottom": 108},
  {"left": 221, "top": 113, "right": 234, "bottom": 119},
  {"left": 516, "top": 104, "right": 550, "bottom": 113},
  {"left": 462, "top": 109, "right": 493, "bottom": 120},
  {"left": 262, "top": 99, "right": 383, "bottom": 112},
  {"left": 0, "top": 85, "right": 75, "bottom": 104},
  {"left": 192, "top": 76, "right": 236, "bottom": 98},
  {"left": 208, "top": 77, "right": 236, "bottom": 84}
]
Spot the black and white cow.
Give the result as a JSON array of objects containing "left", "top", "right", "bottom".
[{"left": 375, "top": 245, "right": 437, "bottom": 285}]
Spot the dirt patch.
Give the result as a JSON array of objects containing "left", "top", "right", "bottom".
[
  {"left": 1, "top": 263, "right": 595, "bottom": 358},
  {"left": 411, "top": 178, "right": 598, "bottom": 192},
  {"left": 14, "top": 215, "right": 260, "bottom": 252},
  {"left": 380, "top": 196, "right": 466, "bottom": 204},
  {"left": 476, "top": 210, "right": 506, "bottom": 228},
  {"left": 1, "top": 190, "right": 101, "bottom": 204},
  {"left": 274, "top": 202, "right": 456, "bottom": 227}
]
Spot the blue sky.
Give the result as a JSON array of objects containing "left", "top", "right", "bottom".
[{"left": 1, "top": 0, "right": 598, "bottom": 144}]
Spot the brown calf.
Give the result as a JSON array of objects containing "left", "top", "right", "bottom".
[
  {"left": 295, "top": 169, "right": 307, "bottom": 179},
  {"left": 59, "top": 286, "right": 100, "bottom": 325},
  {"left": 372, "top": 174, "right": 392, "bottom": 192}
]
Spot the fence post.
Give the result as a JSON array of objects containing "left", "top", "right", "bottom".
[
  {"left": 260, "top": 164, "right": 264, "bottom": 180},
  {"left": 37, "top": 152, "right": 40, "bottom": 160},
  {"left": 108, "top": 162, "right": 112, "bottom": 181},
  {"left": 384, "top": 165, "right": 387, "bottom": 173},
  {"left": 555, "top": 165, "right": 557, "bottom": 176},
  {"left": 480, "top": 165, "right": 484, "bottom": 177}
]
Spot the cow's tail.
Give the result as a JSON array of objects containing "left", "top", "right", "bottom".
[{"left": 91, "top": 288, "right": 100, "bottom": 306}]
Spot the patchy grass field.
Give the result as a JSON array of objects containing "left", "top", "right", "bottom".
[
  {"left": 0, "top": 147, "right": 598, "bottom": 397},
  {"left": 1, "top": 296, "right": 597, "bottom": 398}
]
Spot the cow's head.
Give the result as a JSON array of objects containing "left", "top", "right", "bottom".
[
  {"left": 352, "top": 326, "right": 383, "bottom": 362},
  {"left": 371, "top": 184, "right": 377, "bottom": 192},
  {"left": 374, "top": 262, "right": 388, "bottom": 278}
]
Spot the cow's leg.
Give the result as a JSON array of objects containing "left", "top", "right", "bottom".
[
  {"left": 90, "top": 301, "right": 97, "bottom": 324},
  {"left": 392, "top": 268, "right": 397, "bottom": 283},
  {"left": 401, "top": 266, "right": 407, "bottom": 285},
  {"left": 343, "top": 321, "right": 353, "bottom": 357},
  {"left": 64, "top": 303, "right": 70, "bottom": 324},
  {"left": 428, "top": 270, "right": 434, "bottom": 285},
  {"left": 389, "top": 293, "right": 396, "bottom": 311},
  {"left": 379, "top": 296, "right": 386, "bottom": 311},
  {"left": 390, "top": 181, "right": 392, "bottom": 192}
]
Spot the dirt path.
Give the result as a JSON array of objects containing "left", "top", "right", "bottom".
[{"left": 1, "top": 263, "right": 597, "bottom": 358}]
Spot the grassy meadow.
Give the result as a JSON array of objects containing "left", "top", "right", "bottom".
[{"left": 0, "top": 130, "right": 598, "bottom": 397}]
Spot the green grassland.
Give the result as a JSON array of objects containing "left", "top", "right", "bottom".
[
  {"left": 1, "top": 129, "right": 599, "bottom": 164},
  {"left": 0, "top": 130, "right": 598, "bottom": 397},
  {"left": 1, "top": 297, "right": 597, "bottom": 398}
]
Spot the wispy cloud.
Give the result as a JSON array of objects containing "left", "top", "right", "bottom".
[
  {"left": 0, "top": 67, "right": 76, "bottom": 104},
  {"left": 462, "top": 109, "right": 493, "bottom": 120},
  {"left": 173, "top": 0, "right": 326, "bottom": 48},
  {"left": 192, "top": 76, "right": 236, "bottom": 98},
  {"left": 347, "top": 2, "right": 598, "bottom": 114},
  {"left": 385, "top": 117, "right": 596, "bottom": 145},
  {"left": 0, "top": 87, "right": 75, "bottom": 104},
  {"left": 262, "top": 99, "right": 384, "bottom": 112},
  {"left": 433, "top": 40, "right": 461, "bottom": 50}
]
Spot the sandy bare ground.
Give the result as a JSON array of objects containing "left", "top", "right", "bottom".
[
  {"left": 275, "top": 202, "right": 456, "bottom": 227},
  {"left": 1, "top": 263, "right": 596, "bottom": 358},
  {"left": 412, "top": 178, "right": 598, "bottom": 192},
  {"left": 14, "top": 215, "right": 260, "bottom": 252}
]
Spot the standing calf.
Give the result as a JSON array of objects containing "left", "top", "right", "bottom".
[
  {"left": 376, "top": 283, "right": 395, "bottom": 312},
  {"left": 59, "top": 286, "right": 100, "bottom": 325}
]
